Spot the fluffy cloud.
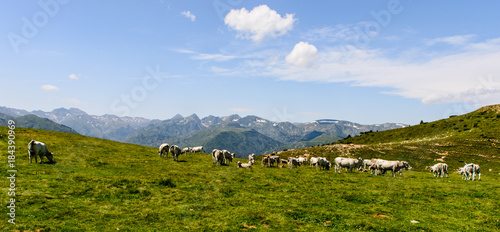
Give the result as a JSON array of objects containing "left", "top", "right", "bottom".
[
  {"left": 285, "top": 42, "right": 318, "bottom": 67},
  {"left": 69, "top": 74, "right": 79, "bottom": 80},
  {"left": 274, "top": 37, "right": 500, "bottom": 105},
  {"left": 41, "top": 85, "right": 59, "bottom": 92},
  {"left": 224, "top": 5, "right": 296, "bottom": 42},
  {"left": 181, "top": 11, "right": 196, "bottom": 21},
  {"left": 206, "top": 35, "right": 500, "bottom": 107}
]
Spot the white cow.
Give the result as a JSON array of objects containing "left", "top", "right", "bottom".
[
  {"left": 158, "top": 143, "right": 169, "bottom": 158},
  {"left": 237, "top": 161, "right": 252, "bottom": 169},
  {"left": 248, "top": 154, "right": 256, "bottom": 165},
  {"left": 190, "top": 146, "right": 205, "bottom": 154},
  {"left": 428, "top": 163, "right": 448, "bottom": 178},
  {"left": 364, "top": 158, "right": 383, "bottom": 169},
  {"left": 297, "top": 157, "right": 308, "bottom": 166},
  {"left": 371, "top": 160, "right": 410, "bottom": 177},
  {"left": 169, "top": 145, "right": 182, "bottom": 161},
  {"left": 461, "top": 163, "right": 481, "bottom": 181},
  {"left": 334, "top": 157, "right": 364, "bottom": 173},
  {"left": 28, "top": 140, "right": 54, "bottom": 164},
  {"left": 365, "top": 159, "right": 385, "bottom": 174},
  {"left": 309, "top": 157, "right": 320, "bottom": 168},
  {"left": 181, "top": 147, "right": 191, "bottom": 156}
]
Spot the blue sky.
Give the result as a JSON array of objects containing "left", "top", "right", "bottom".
[{"left": 2, "top": 0, "right": 500, "bottom": 124}]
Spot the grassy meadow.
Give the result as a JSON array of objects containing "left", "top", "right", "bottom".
[{"left": 1, "top": 127, "right": 500, "bottom": 231}]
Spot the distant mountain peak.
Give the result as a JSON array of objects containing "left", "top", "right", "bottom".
[
  {"left": 222, "top": 114, "right": 241, "bottom": 122},
  {"left": 187, "top": 114, "right": 200, "bottom": 121},
  {"left": 68, "top": 108, "right": 88, "bottom": 115},
  {"left": 171, "top": 114, "right": 184, "bottom": 120}
]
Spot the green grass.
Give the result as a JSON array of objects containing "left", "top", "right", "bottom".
[
  {"left": 337, "top": 105, "right": 500, "bottom": 146},
  {"left": 1, "top": 127, "right": 500, "bottom": 231}
]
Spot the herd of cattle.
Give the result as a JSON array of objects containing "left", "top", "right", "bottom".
[{"left": 26, "top": 140, "right": 482, "bottom": 181}]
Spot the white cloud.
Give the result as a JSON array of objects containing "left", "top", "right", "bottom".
[
  {"left": 224, "top": 5, "right": 296, "bottom": 42},
  {"left": 427, "top": 34, "right": 475, "bottom": 46},
  {"left": 285, "top": 42, "right": 318, "bottom": 67},
  {"left": 273, "top": 37, "right": 500, "bottom": 105},
  {"left": 206, "top": 36, "right": 500, "bottom": 106},
  {"left": 192, "top": 53, "right": 236, "bottom": 62},
  {"left": 69, "top": 74, "right": 79, "bottom": 80},
  {"left": 172, "top": 48, "right": 196, "bottom": 54},
  {"left": 41, "top": 85, "right": 59, "bottom": 92},
  {"left": 181, "top": 11, "right": 196, "bottom": 21}
]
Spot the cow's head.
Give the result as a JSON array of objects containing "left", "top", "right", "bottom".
[
  {"left": 402, "top": 161, "right": 410, "bottom": 170},
  {"left": 46, "top": 152, "right": 54, "bottom": 162}
]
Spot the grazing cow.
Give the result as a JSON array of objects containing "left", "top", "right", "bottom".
[
  {"left": 317, "top": 158, "right": 331, "bottom": 171},
  {"left": 358, "top": 167, "right": 368, "bottom": 172},
  {"left": 237, "top": 161, "right": 252, "bottom": 169},
  {"left": 288, "top": 157, "right": 299, "bottom": 169},
  {"left": 428, "top": 163, "right": 448, "bottom": 178},
  {"left": 28, "top": 140, "right": 53, "bottom": 164},
  {"left": 461, "top": 163, "right": 481, "bottom": 181},
  {"left": 248, "top": 154, "right": 256, "bottom": 165},
  {"left": 268, "top": 156, "right": 280, "bottom": 167},
  {"left": 262, "top": 155, "right": 270, "bottom": 167},
  {"left": 158, "top": 143, "right": 169, "bottom": 157},
  {"left": 190, "top": 146, "right": 205, "bottom": 154},
  {"left": 297, "top": 157, "right": 308, "bottom": 166},
  {"left": 281, "top": 159, "right": 289, "bottom": 165},
  {"left": 181, "top": 147, "right": 191, "bottom": 156},
  {"left": 364, "top": 158, "right": 383, "bottom": 169},
  {"left": 212, "top": 149, "right": 225, "bottom": 166},
  {"left": 222, "top": 150, "right": 234, "bottom": 165},
  {"left": 371, "top": 160, "right": 410, "bottom": 177},
  {"left": 169, "top": 145, "right": 182, "bottom": 161},
  {"left": 334, "top": 157, "right": 364, "bottom": 173},
  {"left": 309, "top": 157, "right": 320, "bottom": 168}
]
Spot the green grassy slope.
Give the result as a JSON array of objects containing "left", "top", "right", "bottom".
[
  {"left": 1, "top": 126, "right": 499, "bottom": 231},
  {"left": 0, "top": 114, "right": 79, "bottom": 134},
  {"left": 272, "top": 105, "right": 500, "bottom": 171},
  {"left": 338, "top": 105, "right": 500, "bottom": 145}
]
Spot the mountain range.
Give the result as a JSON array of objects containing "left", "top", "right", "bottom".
[{"left": 0, "top": 106, "right": 406, "bottom": 156}]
